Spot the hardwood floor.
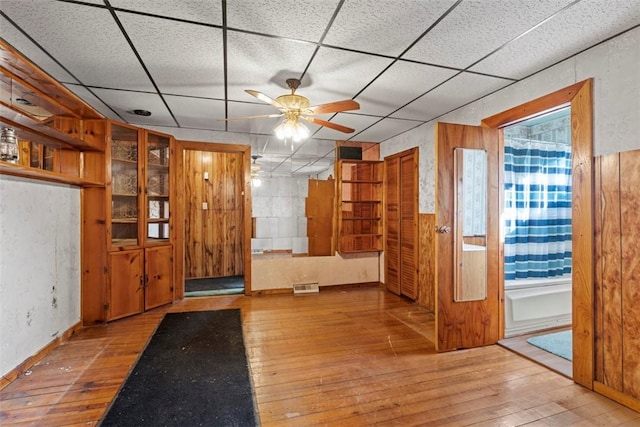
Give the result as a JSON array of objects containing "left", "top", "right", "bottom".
[
  {"left": 499, "top": 329, "right": 573, "bottom": 379},
  {"left": 1, "top": 287, "right": 638, "bottom": 426}
]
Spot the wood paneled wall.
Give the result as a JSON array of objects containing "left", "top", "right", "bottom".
[
  {"left": 418, "top": 213, "right": 436, "bottom": 312},
  {"left": 595, "top": 148, "right": 640, "bottom": 409},
  {"left": 184, "top": 150, "right": 244, "bottom": 278}
]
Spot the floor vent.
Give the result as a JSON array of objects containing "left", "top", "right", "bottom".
[{"left": 293, "top": 282, "right": 319, "bottom": 294}]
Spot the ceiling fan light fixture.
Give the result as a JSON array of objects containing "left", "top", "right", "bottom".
[{"left": 274, "top": 117, "right": 310, "bottom": 142}]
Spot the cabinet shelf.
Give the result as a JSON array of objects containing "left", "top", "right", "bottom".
[
  {"left": 112, "top": 192, "right": 137, "bottom": 197},
  {"left": 147, "top": 218, "right": 169, "bottom": 223},
  {"left": 341, "top": 217, "right": 381, "bottom": 221},
  {"left": 112, "top": 158, "right": 137, "bottom": 165},
  {"left": 0, "top": 160, "right": 103, "bottom": 187},
  {"left": 342, "top": 180, "right": 383, "bottom": 184},
  {"left": 336, "top": 159, "right": 383, "bottom": 254},
  {"left": 112, "top": 218, "right": 138, "bottom": 224}
]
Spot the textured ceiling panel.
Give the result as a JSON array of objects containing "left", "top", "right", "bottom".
[
  {"left": 226, "top": 0, "right": 339, "bottom": 40},
  {"left": 1, "top": 0, "right": 635, "bottom": 175},
  {"left": 164, "top": 95, "right": 226, "bottom": 130},
  {"left": 91, "top": 88, "right": 176, "bottom": 127},
  {"left": 354, "top": 117, "right": 422, "bottom": 142},
  {"left": 63, "top": 84, "right": 121, "bottom": 121},
  {"left": 0, "top": 0, "right": 154, "bottom": 91},
  {"left": 355, "top": 61, "right": 458, "bottom": 116},
  {"left": 403, "top": 0, "right": 573, "bottom": 70},
  {"left": 470, "top": 0, "right": 640, "bottom": 79},
  {"left": 227, "top": 101, "right": 282, "bottom": 135},
  {"left": 109, "top": 0, "right": 223, "bottom": 25},
  {"left": 226, "top": 32, "right": 316, "bottom": 101},
  {"left": 117, "top": 12, "right": 225, "bottom": 98},
  {"left": 391, "top": 72, "right": 513, "bottom": 121},
  {"left": 323, "top": 0, "right": 457, "bottom": 56},
  {"left": 312, "top": 112, "right": 382, "bottom": 140},
  {"left": 294, "top": 138, "right": 336, "bottom": 158},
  {"left": 300, "top": 46, "right": 393, "bottom": 106},
  {"left": 0, "top": 15, "right": 78, "bottom": 84}
]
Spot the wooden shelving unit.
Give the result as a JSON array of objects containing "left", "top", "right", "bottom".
[{"left": 336, "top": 159, "right": 383, "bottom": 253}]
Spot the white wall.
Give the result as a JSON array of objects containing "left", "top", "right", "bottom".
[
  {"left": 381, "top": 27, "right": 640, "bottom": 213},
  {"left": 0, "top": 176, "right": 81, "bottom": 377}
]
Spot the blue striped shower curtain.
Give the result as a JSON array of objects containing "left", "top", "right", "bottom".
[{"left": 504, "top": 138, "right": 572, "bottom": 280}]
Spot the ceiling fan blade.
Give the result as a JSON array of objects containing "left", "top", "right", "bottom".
[
  {"left": 303, "top": 117, "right": 355, "bottom": 134},
  {"left": 245, "top": 90, "right": 284, "bottom": 109},
  {"left": 218, "top": 113, "right": 283, "bottom": 121},
  {"left": 306, "top": 99, "right": 360, "bottom": 115}
]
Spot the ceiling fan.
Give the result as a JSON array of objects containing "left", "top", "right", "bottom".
[{"left": 223, "top": 78, "right": 360, "bottom": 140}]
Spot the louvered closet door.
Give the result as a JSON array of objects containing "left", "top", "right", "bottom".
[
  {"left": 399, "top": 154, "right": 418, "bottom": 299},
  {"left": 384, "top": 148, "right": 418, "bottom": 299},
  {"left": 385, "top": 157, "right": 400, "bottom": 294}
]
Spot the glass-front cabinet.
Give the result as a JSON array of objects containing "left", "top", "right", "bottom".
[
  {"left": 108, "top": 124, "right": 172, "bottom": 249},
  {"left": 145, "top": 132, "right": 170, "bottom": 244},
  {"left": 101, "top": 121, "right": 174, "bottom": 322},
  {"left": 110, "top": 123, "right": 140, "bottom": 247}
]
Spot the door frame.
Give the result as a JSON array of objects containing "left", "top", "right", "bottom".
[
  {"left": 174, "top": 140, "right": 252, "bottom": 298},
  {"left": 481, "top": 79, "right": 594, "bottom": 388}
]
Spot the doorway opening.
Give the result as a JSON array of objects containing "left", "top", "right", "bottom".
[
  {"left": 177, "top": 144, "right": 251, "bottom": 299},
  {"left": 499, "top": 106, "right": 573, "bottom": 377}
]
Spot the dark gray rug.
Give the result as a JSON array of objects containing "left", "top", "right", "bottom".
[
  {"left": 100, "top": 309, "right": 258, "bottom": 426},
  {"left": 185, "top": 276, "right": 244, "bottom": 293}
]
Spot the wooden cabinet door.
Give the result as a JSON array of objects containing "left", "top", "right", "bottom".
[
  {"left": 384, "top": 156, "right": 400, "bottom": 294},
  {"left": 435, "top": 123, "right": 499, "bottom": 351},
  {"left": 399, "top": 152, "right": 418, "bottom": 299},
  {"left": 384, "top": 149, "right": 418, "bottom": 299},
  {"left": 108, "top": 250, "right": 144, "bottom": 321},
  {"left": 145, "top": 245, "right": 174, "bottom": 310},
  {"left": 306, "top": 179, "right": 335, "bottom": 256}
]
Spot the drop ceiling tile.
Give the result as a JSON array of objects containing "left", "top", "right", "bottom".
[
  {"left": 164, "top": 95, "right": 225, "bottom": 130},
  {"left": 117, "top": 12, "right": 224, "bottom": 98},
  {"left": 294, "top": 139, "right": 336, "bottom": 158},
  {"left": 0, "top": 0, "right": 154, "bottom": 92},
  {"left": 299, "top": 46, "right": 393, "bottom": 107},
  {"left": 109, "top": 0, "right": 223, "bottom": 25},
  {"left": 353, "top": 117, "right": 422, "bottom": 142},
  {"left": 226, "top": 32, "right": 317, "bottom": 102},
  {"left": 62, "top": 83, "right": 120, "bottom": 121},
  {"left": 227, "top": 0, "right": 339, "bottom": 40},
  {"left": 91, "top": 88, "right": 176, "bottom": 127},
  {"left": 355, "top": 61, "right": 458, "bottom": 116},
  {"left": 227, "top": 101, "right": 282, "bottom": 135},
  {"left": 391, "top": 72, "right": 513, "bottom": 121},
  {"left": 312, "top": 112, "right": 382, "bottom": 140},
  {"left": 470, "top": 0, "right": 640, "bottom": 79},
  {"left": 323, "top": 0, "right": 457, "bottom": 56},
  {"left": 0, "top": 15, "right": 79, "bottom": 84},
  {"left": 403, "top": 0, "right": 573, "bottom": 70}
]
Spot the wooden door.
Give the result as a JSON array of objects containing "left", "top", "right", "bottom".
[
  {"left": 108, "top": 250, "right": 144, "bottom": 321},
  {"left": 435, "top": 123, "right": 499, "bottom": 351},
  {"left": 306, "top": 179, "right": 335, "bottom": 256},
  {"left": 399, "top": 152, "right": 418, "bottom": 299},
  {"left": 384, "top": 157, "right": 400, "bottom": 294},
  {"left": 384, "top": 148, "right": 418, "bottom": 298},
  {"left": 145, "top": 245, "right": 174, "bottom": 310}
]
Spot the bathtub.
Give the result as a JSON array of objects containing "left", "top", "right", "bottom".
[{"left": 504, "top": 276, "right": 572, "bottom": 337}]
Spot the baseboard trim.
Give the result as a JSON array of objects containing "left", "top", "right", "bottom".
[
  {"left": 593, "top": 381, "right": 640, "bottom": 412},
  {"left": 0, "top": 320, "right": 82, "bottom": 390}
]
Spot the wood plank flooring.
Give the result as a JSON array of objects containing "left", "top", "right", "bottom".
[
  {"left": 1, "top": 287, "right": 639, "bottom": 426},
  {"left": 499, "top": 329, "right": 573, "bottom": 379}
]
